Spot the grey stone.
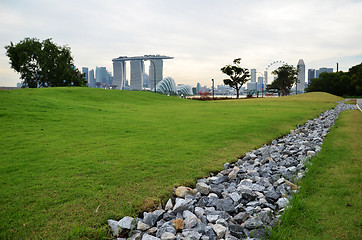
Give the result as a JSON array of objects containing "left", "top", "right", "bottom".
[
  {"left": 196, "top": 182, "right": 210, "bottom": 195},
  {"left": 211, "top": 224, "right": 226, "bottom": 238},
  {"left": 108, "top": 219, "right": 120, "bottom": 236},
  {"left": 229, "top": 192, "right": 241, "bottom": 203},
  {"left": 173, "top": 198, "right": 189, "bottom": 212},
  {"left": 182, "top": 229, "right": 202, "bottom": 240},
  {"left": 142, "top": 233, "right": 160, "bottom": 240},
  {"left": 233, "top": 212, "right": 249, "bottom": 223},
  {"left": 206, "top": 215, "right": 219, "bottom": 223},
  {"left": 161, "top": 232, "right": 176, "bottom": 240},
  {"left": 264, "top": 190, "right": 280, "bottom": 203},
  {"left": 184, "top": 214, "right": 199, "bottom": 229},
  {"left": 119, "top": 216, "right": 135, "bottom": 230},
  {"left": 144, "top": 213, "right": 159, "bottom": 227},
  {"left": 165, "top": 199, "right": 173, "bottom": 210},
  {"left": 244, "top": 218, "right": 264, "bottom": 229},
  {"left": 276, "top": 197, "right": 289, "bottom": 209},
  {"left": 228, "top": 223, "right": 245, "bottom": 238},
  {"left": 216, "top": 198, "right": 236, "bottom": 213},
  {"left": 138, "top": 221, "right": 151, "bottom": 231},
  {"left": 129, "top": 231, "right": 142, "bottom": 240}
]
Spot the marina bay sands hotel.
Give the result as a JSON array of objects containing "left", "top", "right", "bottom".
[{"left": 112, "top": 55, "right": 173, "bottom": 90}]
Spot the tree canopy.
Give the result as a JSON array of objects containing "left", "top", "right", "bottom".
[
  {"left": 306, "top": 63, "right": 362, "bottom": 96},
  {"left": 221, "top": 58, "right": 250, "bottom": 98},
  {"left": 5, "top": 38, "right": 85, "bottom": 88},
  {"left": 267, "top": 64, "right": 298, "bottom": 96}
]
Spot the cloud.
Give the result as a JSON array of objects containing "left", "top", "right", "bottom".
[{"left": 1, "top": 0, "right": 362, "bottom": 86}]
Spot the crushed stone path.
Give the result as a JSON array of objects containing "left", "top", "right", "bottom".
[{"left": 108, "top": 102, "right": 358, "bottom": 240}]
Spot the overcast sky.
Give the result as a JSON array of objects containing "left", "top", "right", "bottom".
[{"left": 1, "top": 0, "right": 362, "bottom": 87}]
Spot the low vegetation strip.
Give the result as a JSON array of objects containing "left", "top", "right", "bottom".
[
  {"left": 0, "top": 88, "right": 341, "bottom": 239},
  {"left": 268, "top": 110, "right": 362, "bottom": 240}
]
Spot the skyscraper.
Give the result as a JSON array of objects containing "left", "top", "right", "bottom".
[
  {"left": 264, "top": 71, "right": 268, "bottom": 85},
  {"left": 149, "top": 59, "right": 163, "bottom": 90},
  {"left": 96, "top": 67, "right": 107, "bottom": 85},
  {"left": 257, "top": 76, "right": 263, "bottom": 91},
  {"left": 88, "top": 69, "right": 95, "bottom": 87},
  {"left": 251, "top": 69, "right": 256, "bottom": 82},
  {"left": 308, "top": 69, "right": 316, "bottom": 85},
  {"left": 82, "top": 67, "right": 88, "bottom": 84},
  {"left": 113, "top": 60, "right": 126, "bottom": 89},
  {"left": 316, "top": 67, "right": 333, "bottom": 78},
  {"left": 130, "top": 60, "right": 144, "bottom": 90},
  {"left": 297, "top": 59, "right": 305, "bottom": 93}
]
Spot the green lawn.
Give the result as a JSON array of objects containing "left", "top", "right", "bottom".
[
  {"left": 0, "top": 88, "right": 341, "bottom": 239},
  {"left": 268, "top": 109, "right": 362, "bottom": 240}
]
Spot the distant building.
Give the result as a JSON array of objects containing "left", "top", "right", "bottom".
[
  {"left": 96, "top": 67, "right": 107, "bottom": 85},
  {"left": 143, "top": 73, "right": 150, "bottom": 88},
  {"left": 264, "top": 71, "right": 268, "bottom": 85},
  {"left": 297, "top": 59, "right": 305, "bottom": 93},
  {"left": 257, "top": 76, "right": 263, "bottom": 91},
  {"left": 308, "top": 69, "right": 316, "bottom": 85},
  {"left": 316, "top": 67, "right": 333, "bottom": 78},
  {"left": 251, "top": 69, "right": 256, "bottom": 82},
  {"left": 88, "top": 69, "right": 95, "bottom": 87},
  {"left": 112, "top": 55, "right": 173, "bottom": 91},
  {"left": 82, "top": 67, "right": 88, "bottom": 84},
  {"left": 247, "top": 82, "right": 257, "bottom": 91},
  {"left": 130, "top": 60, "right": 144, "bottom": 90},
  {"left": 196, "top": 82, "right": 201, "bottom": 93}
]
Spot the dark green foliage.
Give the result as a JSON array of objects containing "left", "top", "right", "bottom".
[
  {"left": 306, "top": 62, "right": 362, "bottom": 96},
  {"left": 267, "top": 64, "right": 298, "bottom": 96},
  {"left": 221, "top": 58, "right": 250, "bottom": 98},
  {"left": 5, "top": 38, "right": 85, "bottom": 88}
]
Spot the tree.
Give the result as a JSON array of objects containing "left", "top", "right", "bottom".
[
  {"left": 221, "top": 58, "right": 250, "bottom": 98},
  {"left": 5, "top": 38, "right": 85, "bottom": 88},
  {"left": 306, "top": 62, "right": 362, "bottom": 96},
  {"left": 267, "top": 64, "right": 298, "bottom": 96}
]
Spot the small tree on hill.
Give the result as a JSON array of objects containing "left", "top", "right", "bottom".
[
  {"left": 5, "top": 38, "right": 85, "bottom": 88},
  {"left": 221, "top": 58, "right": 250, "bottom": 98},
  {"left": 267, "top": 64, "right": 298, "bottom": 96}
]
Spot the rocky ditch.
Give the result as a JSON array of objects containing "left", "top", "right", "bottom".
[{"left": 108, "top": 103, "right": 357, "bottom": 240}]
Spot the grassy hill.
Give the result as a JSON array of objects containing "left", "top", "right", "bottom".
[{"left": 0, "top": 88, "right": 341, "bottom": 239}]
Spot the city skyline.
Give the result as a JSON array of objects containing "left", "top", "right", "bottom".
[{"left": 1, "top": 0, "right": 362, "bottom": 87}]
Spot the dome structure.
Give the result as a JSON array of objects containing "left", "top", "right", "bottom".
[
  {"left": 156, "top": 77, "right": 177, "bottom": 94},
  {"left": 177, "top": 84, "right": 193, "bottom": 96}
]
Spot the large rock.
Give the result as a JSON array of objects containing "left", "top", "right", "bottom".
[
  {"left": 212, "top": 224, "right": 226, "bottom": 238},
  {"left": 244, "top": 218, "right": 264, "bottom": 229},
  {"left": 173, "top": 198, "right": 189, "bottom": 212},
  {"left": 160, "top": 232, "right": 176, "bottom": 240},
  {"left": 196, "top": 182, "right": 211, "bottom": 195},
  {"left": 108, "top": 219, "right": 120, "bottom": 236},
  {"left": 142, "top": 233, "right": 160, "bottom": 240},
  {"left": 175, "top": 186, "right": 196, "bottom": 198},
  {"left": 118, "top": 216, "right": 135, "bottom": 230}
]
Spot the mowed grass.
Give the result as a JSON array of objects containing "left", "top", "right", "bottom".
[
  {"left": 269, "top": 110, "right": 362, "bottom": 240},
  {"left": 0, "top": 88, "right": 341, "bottom": 239}
]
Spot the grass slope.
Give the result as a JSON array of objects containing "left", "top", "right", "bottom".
[
  {"left": 269, "top": 110, "right": 362, "bottom": 240},
  {"left": 0, "top": 88, "right": 341, "bottom": 239}
]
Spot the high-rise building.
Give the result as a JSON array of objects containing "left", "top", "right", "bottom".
[
  {"left": 149, "top": 59, "right": 163, "bottom": 90},
  {"left": 297, "top": 59, "right": 305, "bottom": 93},
  {"left": 88, "top": 69, "right": 95, "bottom": 87},
  {"left": 196, "top": 82, "right": 201, "bottom": 93},
  {"left": 112, "top": 55, "right": 173, "bottom": 91},
  {"left": 82, "top": 67, "right": 88, "bottom": 85},
  {"left": 130, "top": 60, "right": 144, "bottom": 90},
  {"left": 316, "top": 67, "right": 333, "bottom": 78},
  {"left": 264, "top": 71, "right": 268, "bottom": 86},
  {"left": 251, "top": 69, "right": 256, "bottom": 82},
  {"left": 113, "top": 61, "right": 126, "bottom": 89},
  {"left": 96, "top": 67, "right": 107, "bottom": 84},
  {"left": 257, "top": 76, "right": 263, "bottom": 91},
  {"left": 308, "top": 69, "right": 316, "bottom": 85}
]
